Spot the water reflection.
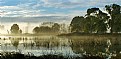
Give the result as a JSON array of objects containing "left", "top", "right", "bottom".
[
  {"left": 0, "top": 36, "right": 120, "bottom": 57},
  {"left": 69, "top": 36, "right": 121, "bottom": 57},
  {"left": 0, "top": 36, "right": 77, "bottom": 56}
]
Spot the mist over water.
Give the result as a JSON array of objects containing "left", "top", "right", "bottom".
[
  {"left": 0, "top": 22, "right": 39, "bottom": 34},
  {"left": 0, "top": 16, "right": 71, "bottom": 34},
  {"left": 0, "top": 17, "right": 71, "bottom": 23},
  {"left": 0, "top": 21, "right": 70, "bottom": 34}
]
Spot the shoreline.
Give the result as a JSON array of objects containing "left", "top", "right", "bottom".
[{"left": 0, "top": 33, "right": 121, "bottom": 37}]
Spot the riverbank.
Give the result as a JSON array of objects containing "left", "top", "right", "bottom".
[
  {"left": 0, "top": 33, "right": 57, "bottom": 36},
  {"left": 1, "top": 32, "right": 121, "bottom": 37},
  {"left": 0, "top": 52, "right": 121, "bottom": 59},
  {"left": 0, "top": 52, "right": 106, "bottom": 59},
  {"left": 58, "top": 32, "right": 121, "bottom": 37}
]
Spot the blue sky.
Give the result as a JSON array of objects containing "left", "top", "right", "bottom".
[{"left": 0, "top": 0, "right": 121, "bottom": 22}]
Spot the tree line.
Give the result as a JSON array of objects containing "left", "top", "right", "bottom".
[
  {"left": 33, "top": 23, "right": 60, "bottom": 34},
  {"left": 70, "top": 4, "right": 121, "bottom": 34},
  {"left": 10, "top": 23, "right": 60, "bottom": 34}
]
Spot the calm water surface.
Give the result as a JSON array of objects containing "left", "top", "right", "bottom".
[{"left": 0, "top": 36, "right": 120, "bottom": 57}]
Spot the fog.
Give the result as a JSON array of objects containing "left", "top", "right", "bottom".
[
  {"left": 0, "top": 22, "right": 70, "bottom": 34},
  {"left": 0, "top": 22, "right": 40, "bottom": 34}
]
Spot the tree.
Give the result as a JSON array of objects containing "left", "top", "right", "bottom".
[
  {"left": 10, "top": 24, "right": 21, "bottom": 34},
  {"left": 84, "top": 16, "right": 98, "bottom": 33},
  {"left": 85, "top": 8, "right": 109, "bottom": 34},
  {"left": 105, "top": 4, "right": 121, "bottom": 33},
  {"left": 86, "top": 8, "right": 100, "bottom": 16},
  {"left": 19, "top": 29, "right": 22, "bottom": 34},
  {"left": 70, "top": 16, "right": 85, "bottom": 32},
  {"left": 52, "top": 23, "right": 60, "bottom": 33},
  {"left": 96, "top": 11, "right": 109, "bottom": 33},
  {"left": 112, "top": 14, "right": 121, "bottom": 33},
  {"left": 39, "top": 26, "right": 52, "bottom": 33},
  {"left": 33, "top": 26, "right": 53, "bottom": 34},
  {"left": 33, "top": 27, "right": 40, "bottom": 34}
]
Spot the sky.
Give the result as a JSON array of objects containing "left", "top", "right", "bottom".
[
  {"left": 0, "top": 0, "right": 120, "bottom": 34},
  {"left": 0, "top": 0, "right": 121, "bottom": 23}
]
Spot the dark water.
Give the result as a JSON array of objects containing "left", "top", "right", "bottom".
[{"left": 0, "top": 36, "right": 120, "bottom": 57}]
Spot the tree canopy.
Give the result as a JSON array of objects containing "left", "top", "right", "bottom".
[
  {"left": 70, "top": 4, "right": 121, "bottom": 34},
  {"left": 10, "top": 24, "right": 22, "bottom": 34},
  {"left": 105, "top": 4, "right": 121, "bottom": 33},
  {"left": 33, "top": 23, "right": 60, "bottom": 34},
  {"left": 70, "top": 16, "right": 85, "bottom": 32}
]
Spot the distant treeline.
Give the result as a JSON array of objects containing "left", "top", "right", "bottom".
[
  {"left": 9, "top": 23, "right": 61, "bottom": 34},
  {"left": 33, "top": 23, "right": 60, "bottom": 34}
]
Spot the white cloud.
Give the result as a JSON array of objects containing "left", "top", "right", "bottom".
[
  {"left": 40, "top": 0, "right": 82, "bottom": 9},
  {"left": 40, "top": 0, "right": 92, "bottom": 8},
  {"left": 0, "top": 1, "right": 85, "bottom": 17},
  {"left": 40, "top": 0, "right": 121, "bottom": 9},
  {"left": 0, "top": 0, "right": 121, "bottom": 18},
  {"left": 0, "top": 6, "right": 23, "bottom": 11},
  {"left": 0, "top": 0, "right": 121, "bottom": 23},
  {"left": 0, "top": 5, "right": 45, "bottom": 17}
]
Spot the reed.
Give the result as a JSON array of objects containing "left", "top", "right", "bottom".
[{"left": 0, "top": 52, "right": 106, "bottom": 59}]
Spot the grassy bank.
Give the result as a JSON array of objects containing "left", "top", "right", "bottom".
[
  {"left": 58, "top": 32, "right": 121, "bottom": 37},
  {"left": 0, "top": 52, "right": 106, "bottom": 59},
  {"left": 0, "top": 52, "right": 121, "bottom": 59},
  {"left": 1, "top": 32, "right": 121, "bottom": 37}
]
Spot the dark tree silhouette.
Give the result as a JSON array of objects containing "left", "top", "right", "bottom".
[
  {"left": 70, "top": 16, "right": 85, "bottom": 32},
  {"left": 39, "top": 26, "right": 52, "bottom": 33},
  {"left": 87, "top": 8, "right": 100, "bottom": 15},
  {"left": 105, "top": 4, "right": 121, "bottom": 33},
  {"left": 86, "top": 7, "right": 109, "bottom": 34},
  {"left": 33, "top": 23, "right": 61, "bottom": 34},
  {"left": 70, "top": 7, "right": 109, "bottom": 34},
  {"left": 10, "top": 24, "right": 21, "bottom": 34},
  {"left": 33, "top": 27, "right": 40, "bottom": 34},
  {"left": 33, "top": 26, "right": 52, "bottom": 34},
  {"left": 19, "top": 29, "right": 22, "bottom": 34},
  {"left": 84, "top": 16, "right": 98, "bottom": 33}
]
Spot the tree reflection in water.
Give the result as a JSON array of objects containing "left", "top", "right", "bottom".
[
  {"left": 10, "top": 37, "right": 20, "bottom": 50},
  {"left": 0, "top": 36, "right": 120, "bottom": 58}
]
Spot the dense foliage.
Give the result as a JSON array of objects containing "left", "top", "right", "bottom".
[
  {"left": 10, "top": 24, "right": 22, "bottom": 34},
  {"left": 33, "top": 23, "right": 60, "bottom": 34},
  {"left": 70, "top": 4, "right": 121, "bottom": 34}
]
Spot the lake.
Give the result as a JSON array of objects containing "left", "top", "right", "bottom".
[{"left": 0, "top": 35, "right": 120, "bottom": 58}]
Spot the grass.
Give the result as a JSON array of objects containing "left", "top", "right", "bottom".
[
  {"left": 58, "top": 32, "right": 121, "bottom": 37},
  {"left": 0, "top": 52, "right": 121, "bottom": 59},
  {"left": 0, "top": 52, "right": 106, "bottom": 59}
]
